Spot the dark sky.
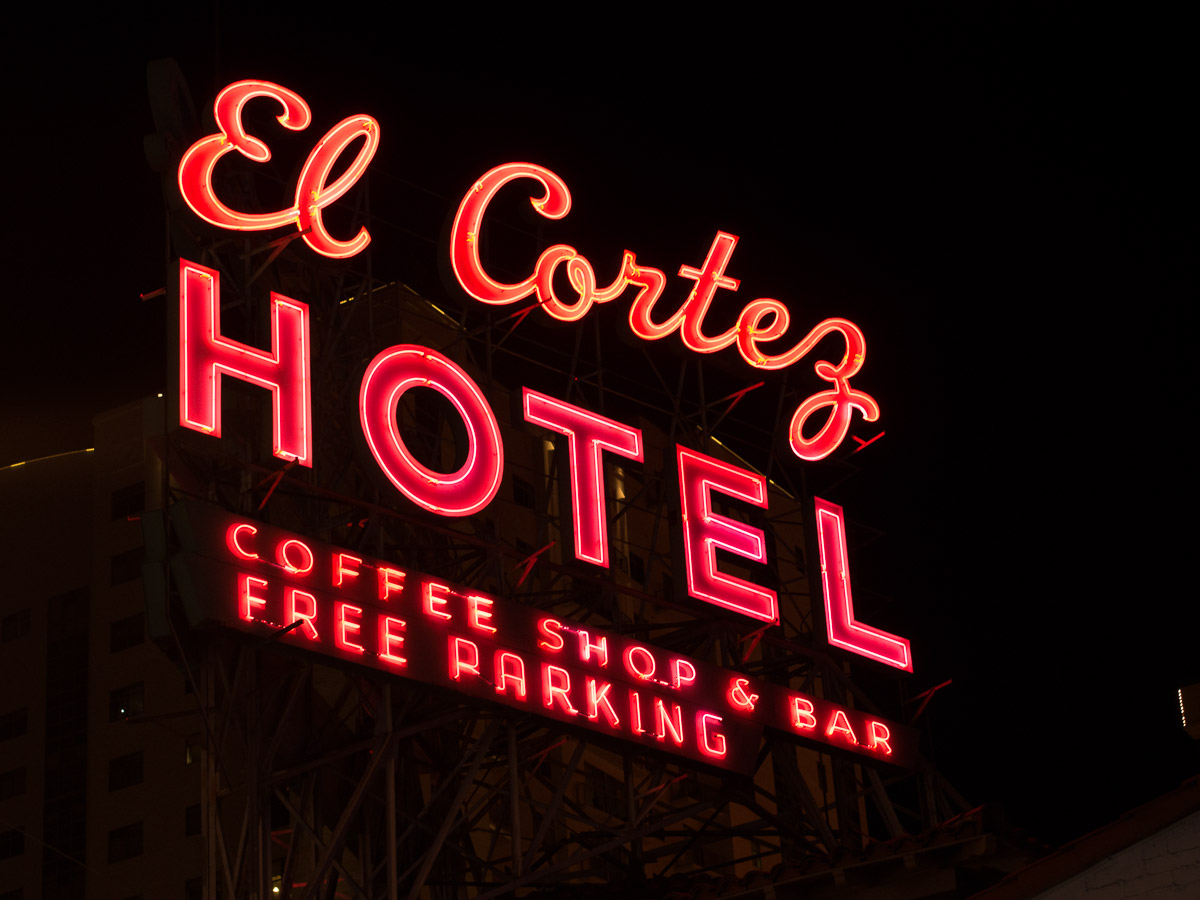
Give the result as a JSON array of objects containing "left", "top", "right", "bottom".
[{"left": 3, "top": 8, "right": 1194, "bottom": 848}]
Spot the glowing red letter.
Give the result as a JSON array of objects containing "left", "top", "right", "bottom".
[
  {"left": 676, "top": 447, "right": 777, "bottom": 624},
  {"left": 814, "top": 497, "right": 912, "bottom": 671},
  {"left": 178, "top": 80, "right": 379, "bottom": 258},
  {"left": 359, "top": 345, "right": 502, "bottom": 516},
  {"left": 180, "top": 260, "right": 311, "bottom": 466},
  {"left": 522, "top": 390, "right": 643, "bottom": 567}
]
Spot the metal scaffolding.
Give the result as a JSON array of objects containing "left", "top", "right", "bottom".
[{"left": 144, "top": 65, "right": 974, "bottom": 899}]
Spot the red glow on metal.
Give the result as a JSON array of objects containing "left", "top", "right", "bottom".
[
  {"left": 814, "top": 496, "right": 913, "bottom": 672},
  {"left": 359, "top": 345, "right": 503, "bottom": 516},
  {"left": 522, "top": 390, "right": 643, "bottom": 567},
  {"left": 180, "top": 260, "right": 312, "bottom": 466},
  {"left": 677, "top": 447, "right": 778, "bottom": 624},
  {"left": 178, "top": 80, "right": 379, "bottom": 258}
]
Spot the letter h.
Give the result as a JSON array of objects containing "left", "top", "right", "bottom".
[{"left": 179, "top": 259, "right": 312, "bottom": 465}]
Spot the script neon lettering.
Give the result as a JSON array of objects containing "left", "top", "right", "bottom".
[
  {"left": 450, "top": 163, "right": 878, "bottom": 460},
  {"left": 178, "top": 80, "right": 379, "bottom": 258}
]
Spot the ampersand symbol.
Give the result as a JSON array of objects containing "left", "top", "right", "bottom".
[
  {"left": 178, "top": 80, "right": 380, "bottom": 259},
  {"left": 727, "top": 677, "right": 759, "bottom": 712}
]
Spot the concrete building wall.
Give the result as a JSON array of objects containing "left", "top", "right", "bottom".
[{"left": 1034, "top": 810, "right": 1200, "bottom": 900}]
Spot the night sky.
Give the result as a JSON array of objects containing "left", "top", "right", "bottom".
[{"left": 3, "top": 8, "right": 1194, "bottom": 849}]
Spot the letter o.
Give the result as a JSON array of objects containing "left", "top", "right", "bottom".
[
  {"left": 624, "top": 645, "right": 656, "bottom": 680},
  {"left": 360, "top": 345, "right": 503, "bottom": 516}
]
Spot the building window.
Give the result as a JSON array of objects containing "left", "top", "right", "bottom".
[
  {"left": 629, "top": 552, "right": 646, "bottom": 584},
  {"left": 185, "top": 803, "right": 201, "bottom": 837},
  {"left": 512, "top": 476, "right": 535, "bottom": 509},
  {"left": 185, "top": 877, "right": 201, "bottom": 900},
  {"left": 107, "top": 822, "right": 143, "bottom": 863},
  {"left": 0, "top": 767, "right": 26, "bottom": 801},
  {"left": 108, "top": 751, "right": 144, "bottom": 791},
  {"left": 111, "top": 482, "right": 145, "bottom": 520},
  {"left": 1, "top": 609, "right": 29, "bottom": 642},
  {"left": 0, "top": 708, "right": 27, "bottom": 741},
  {"left": 110, "top": 613, "right": 144, "bottom": 653},
  {"left": 0, "top": 828, "right": 24, "bottom": 860},
  {"left": 109, "top": 684, "right": 144, "bottom": 722},
  {"left": 110, "top": 547, "right": 143, "bottom": 586}
]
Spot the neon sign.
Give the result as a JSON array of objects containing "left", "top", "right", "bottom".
[
  {"left": 449, "top": 163, "right": 879, "bottom": 462},
  {"left": 178, "top": 80, "right": 380, "bottom": 258},
  {"left": 814, "top": 497, "right": 913, "bottom": 671},
  {"left": 168, "top": 501, "right": 916, "bottom": 772},
  {"left": 176, "top": 259, "right": 912, "bottom": 664},
  {"left": 177, "top": 80, "right": 878, "bottom": 461},
  {"left": 173, "top": 79, "right": 911, "bottom": 671}
]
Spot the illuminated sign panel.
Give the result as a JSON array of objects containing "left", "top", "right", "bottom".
[
  {"left": 173, "top": 80, "right": 915, "bottom": 675},
  {"left": 168, "top": 502, "right": 916, "bottom": 773}
]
